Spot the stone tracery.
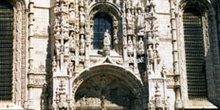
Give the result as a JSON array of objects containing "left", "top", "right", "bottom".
[{"left": 0, "top": 0, "right": 219, "bottom": 109}]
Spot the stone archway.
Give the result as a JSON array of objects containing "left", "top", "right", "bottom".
[
  {"left": 73, "top": 64, "right": 144, "bottom": 110},
  {"left": 75, "top": 74, "right": 135, "bottom": 110}
]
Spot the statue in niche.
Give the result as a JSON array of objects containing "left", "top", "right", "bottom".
[
  {"left": 69, "top": 10, "right": 75, "bottom": 24},
  {"left": 127, "top": 36, "right": 134, "bottom": 56},
  {"left": 136, "top": 9, "right": 145, "bottom": 29},
  {"left": 148, "top": 45, "right": 154, "bottom": 60},
  {"left": 104, "top": 29, "right": 111, "bottom": 47},
  {"left": 103, "top": 30, "right": 111, "bottom": 56},
  {"left": 55, "top": 40, "right": 61, "bottom": 55},
  {"left": 79, "top": 7, "right": 85, "bottom": 27},
  {"left": 126, "top": 9, "right": 133, "bottom": 29},
  {"left": 79, "top": 35, "right": 85, "bottom": 55},
  {"left": 137, "top": 37, "right": 144, "bottom": 55}
]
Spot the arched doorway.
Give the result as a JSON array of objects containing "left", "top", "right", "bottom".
[
  {"left": 73, "top": 64, "right": 144, "bottom": 110},
  {"left": 75, "top": 74, "right": 134, "bottom": 110}
]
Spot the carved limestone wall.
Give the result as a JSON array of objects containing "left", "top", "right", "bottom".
[{"left": 2, "top": 0, "right": 220, "bottom": 110}]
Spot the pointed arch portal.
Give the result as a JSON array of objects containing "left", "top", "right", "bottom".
[{"left": 73, "top": 64, "right": 144, "bottom": 110}]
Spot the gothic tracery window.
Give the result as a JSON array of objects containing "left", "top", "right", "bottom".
[
  {"left": 93, "top": 12, "right": 113, "bottom": 49},
  {"left": 183, "top": 8, "right": 207, "bottom": 98},
  {"left": 0, "top": 1, "right": 13, "bottom": 100}
]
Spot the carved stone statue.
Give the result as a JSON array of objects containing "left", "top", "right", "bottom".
[
  {"left": 104, "top": 30, "right": 111, "bottom": 47},
  {"left": 79, "top": 35, "right": 85, "bottom": 55},
  {"left": 79, "top": 7, "right": 85, "bottom": 27},
  {"left": 137, "top": 37, "right": 144, "bottom": 55},
  {"left": 127, "top": 36, "right": 134, "bottom": 56},
  {"left": 136, "top": 10, "right": 145, "bottom": 29},
  {"left": 126, "top": 10, "right": 133, "bottom": 29},
  {"left": 55, "top": 40, "right": 61, "bottom": 55},
  {"left": 148, "top": 45, "right": 154, "bottom": 60},
  {"left": 103, "top": 30, "right": 111, "bottom": 56}
]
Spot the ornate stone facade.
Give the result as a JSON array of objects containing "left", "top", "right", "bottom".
[{"left": 0, "top": 0, "right": 220, "bottom": 110}]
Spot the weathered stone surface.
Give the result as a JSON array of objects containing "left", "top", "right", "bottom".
[{"left": 0, "top": 0, "right": 220, "bottom": 109}]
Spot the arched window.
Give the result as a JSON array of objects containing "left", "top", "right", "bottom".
[
  {"left": 93, "top": 12, "right": 113, "bottom": 49},
  {"left": 183, "top": 8, "right": 207, "bottom": 98},
  {"left": 0, "top": 1, "right": 13, "bottom": 100}
]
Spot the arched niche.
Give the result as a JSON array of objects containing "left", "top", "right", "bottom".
[{"left": 89, "top": 2, "right": 122, "bottom": 53}]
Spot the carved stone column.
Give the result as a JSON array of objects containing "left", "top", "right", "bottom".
[{"left": 52, "top": 0, "right": 75, "bottom": 109}]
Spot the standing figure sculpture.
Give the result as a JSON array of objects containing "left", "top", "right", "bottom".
[
  {"left": 137, "top": 37, "right": 144, "bottom": 55},
  {"left": 55, "top": 40, "right": 61, "bottom": 56},
  {"left": 126, "top": 9, "right": 133, "bottom": 29},
  {"left": 79, "top": 7, "right": 85, "bottom": 27},
  {"left": 127, "top": 36, "right": 134, "bottom": 57},
  {"left": 136, "top": 10, "right": 145, "bottom": 29},
  {"left": 103, "top": 30, "right": 111, "bottom": 56}
]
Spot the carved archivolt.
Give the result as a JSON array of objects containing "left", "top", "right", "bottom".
[
  {"left": 72, "top": 64, "right": 144, "bottom": 109},
  {"left": 72, "top": 64, "right": 144, "bottom": 96}
]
